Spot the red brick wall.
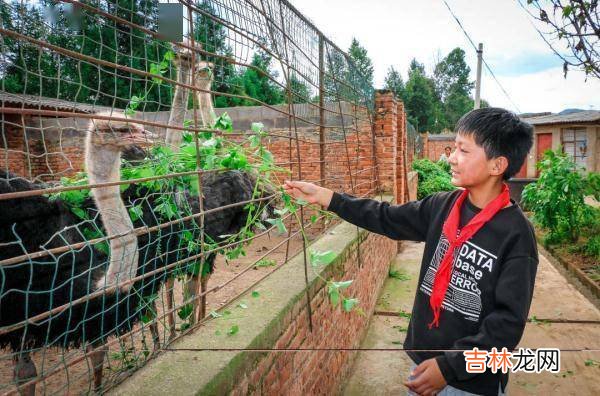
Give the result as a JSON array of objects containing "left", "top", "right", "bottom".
[
  {"left": 1, "top": 115, "right": 27, "bottom": 177},
  {"left": 1, "top": 115, "right": 85, "bottom": 181},
  {"left": 230, "top": 229, "right": 397, "bottom": 396}
]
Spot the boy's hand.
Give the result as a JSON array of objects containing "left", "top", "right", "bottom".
[
  {"left": 282, "top": 180, "right": 334, "bottom": 208},
  {"left": 404, "top": 358, "right": 447, "bottom": 396}
]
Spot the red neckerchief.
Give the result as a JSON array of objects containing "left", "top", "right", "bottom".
[{"left": 428, "top": 183, "right": 511, "bottom": 329}]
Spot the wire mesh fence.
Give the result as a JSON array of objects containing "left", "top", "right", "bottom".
[{"left": 0, "top": 0, "right": 379, "bottom": 393}]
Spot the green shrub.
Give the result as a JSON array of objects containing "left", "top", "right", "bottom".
[
  {"left": 412, "top": 159, "right": 456, "bottom": 200},
  {"left": 522, "top": 149, "right": 589, "bottom": 243},
  {"left": 585, "top": 235, "right": 600, "bottom": 261},
  {"left": 585, "top": 172, "right": 600, "bottom": 201}
]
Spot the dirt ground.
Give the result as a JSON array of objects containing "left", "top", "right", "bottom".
[
  {"left": 0, "top": 226, "right": 321, "bottom": 395},
  {"left": 343, "top": 241, "right": 600, "bottom": 396}
]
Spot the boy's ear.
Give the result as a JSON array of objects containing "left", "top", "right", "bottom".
[{"left": 490, "top": 156, "right": 509, "bottom": 177}]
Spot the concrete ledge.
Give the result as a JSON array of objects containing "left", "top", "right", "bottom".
[{"left": 111, "top": 221, "right": 370, "bottom": 395}]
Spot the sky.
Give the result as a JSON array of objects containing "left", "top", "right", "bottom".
[{"left": 292, "top": 0, "right": 600, "bottom": 114}]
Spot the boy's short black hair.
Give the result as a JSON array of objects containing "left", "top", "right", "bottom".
[
  {"left": 444, "top": 146, "right": 452, "bottom": 150},
  {"left": 455, "top": 107, "right": 533, "bottom": 180}
]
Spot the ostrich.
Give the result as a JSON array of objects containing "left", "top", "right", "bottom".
[
  {"left": 0, "top": 114, "right": 156, "bottom": 394},
  {"left": 183, "top": 57, "right": 219, "bottom": 325},
  {"left": 1, "top": 117, "right": 275, "bottom": 393},
  {"left": 162, "top": 42, "right": 219, "bottom": 332}
]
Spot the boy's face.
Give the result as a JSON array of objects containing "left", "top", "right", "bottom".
[{"left": 447, "top": 133, "right": 506, "bottom": 188}]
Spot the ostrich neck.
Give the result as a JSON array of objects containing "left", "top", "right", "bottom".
[
  {"left": 196, "top": 80, "right": 216, "bottom": 129},
  {"left": 86, "top": 143, "right": 139, "bottom": 290},
  {"left": 165, "top": 61, "right": 192, "bottom": 152}
]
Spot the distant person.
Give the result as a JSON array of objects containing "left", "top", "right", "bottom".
[
  {"left": 439, "top": 146, "right": 452, "bottom": 162},
  {"left": 284, "top": 107, "right": 537, "bottom": 396}
]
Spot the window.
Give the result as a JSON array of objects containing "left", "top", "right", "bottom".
[{"left": 562, "top": 128, "right": 588, "bottom": 169}]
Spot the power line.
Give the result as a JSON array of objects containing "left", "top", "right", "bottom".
[{"left": 441, "top": 0, "right": 522, "bottom": 113}]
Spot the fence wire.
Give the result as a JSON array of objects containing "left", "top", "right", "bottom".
[{"left": 0, "top": 0, "right": 379, "bottom": 393}]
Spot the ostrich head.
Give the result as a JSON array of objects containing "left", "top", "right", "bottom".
[
  {"left": 194, "top": 61, "right": 214, "bottom": 88},
  {"left": 87, "top": 115, "right": 155, "bottom": 151},
  {"left": 173, "top": 39, "right": 203, "bottom": 76}
]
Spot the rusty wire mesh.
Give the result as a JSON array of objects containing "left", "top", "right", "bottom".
[{"left": 0, "top": 0, "right": 379, "bottom": 393}]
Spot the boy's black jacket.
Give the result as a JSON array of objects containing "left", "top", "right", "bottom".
[{"left": 327, "top": 190, "right": 538, "bottom": 396}]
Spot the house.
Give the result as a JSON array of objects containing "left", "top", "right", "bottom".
[{"left": 519, "top": 110, "right": 600, "bottom": 177}]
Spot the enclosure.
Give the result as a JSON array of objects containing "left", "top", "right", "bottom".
[{"left": 0, "top": 0, "right": 414, "bottom": 394}]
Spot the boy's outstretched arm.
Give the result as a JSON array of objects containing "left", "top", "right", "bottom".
[{"left": 283, "top": 180, "right": 433, "bottom": 242}]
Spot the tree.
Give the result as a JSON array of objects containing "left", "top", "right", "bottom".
[
  {"left": 434, "top": 48, "right": 474, "bottom": 130},
  {"left": 384, "top": 66, "right": 405, "bottom": 102},
  {"left": 404, "top": 59, "right": 437, "bottom": 133},
  {"left": 234, "top": 51, "right": 283, "bottom": 106},
  {"left": 524, "top": 0, "right": 599, "bottom": 79},
  {"left": 348, "top": 38, "right": 374, "bottom": 87},
  {"left": 433, "top": 48, "right": 473, "bottom": 101},
  {"left": 324, "top": 49, "right": 348, "bottom": 101},
  {"left": 286, "top": 73, "right": 311, "bottom": 104}
]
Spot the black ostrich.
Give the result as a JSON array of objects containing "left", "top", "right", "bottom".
[{"left": 0, "top": 116, "right": 274, "bottom": 394}]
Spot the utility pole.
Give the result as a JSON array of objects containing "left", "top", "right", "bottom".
[{"left": 475, "top": 43, "right": 483, "bottom": 109}]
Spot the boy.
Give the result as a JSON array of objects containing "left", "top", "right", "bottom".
[{"left": 283, "top": 107, "right": 537, "bottom": 396}]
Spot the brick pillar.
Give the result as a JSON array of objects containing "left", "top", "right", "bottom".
[
  {"left": 394, "top": 101, "right": 408, "bottom": 204},
  {"left": 374, "top": 90, "right": 397, "bottom": 194}
]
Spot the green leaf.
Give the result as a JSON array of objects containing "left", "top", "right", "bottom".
[
  {"left": 342, "top": 298, "right": 359, "bottom": 312},
  {"left": 332, "top": 280, "right": 353, "bottom": 290},
  {"left": 329, "top": 288, "right": 340, "bottom": 306},
  {"left": 164, "top": 50, "right": 175, "bottom": 61},
  {"left": 71, "top": 207, "right": 88, "bottom": 220},
  {"left": 227, "top": 325, "right": 239, "bottom": 336},
  {"left": 265, "top": 218, "right": 287, "bottom": 234},
  {"left": 248, "top": 134, "right": 261, "bottom": 148},
  {"left": 128, "top": 205, "right": 143, "bottom": 222},
  {"left": 251, "top": 290, "right": 260, "bottom": 298},
  {"left": 177, "top": 304, "right": 193, "bottom": 320},
  {"left": 310, "top": 215, "right": 318, "bottom": 224},
  {"left": 296, "top": 198, "right": 308, "bottom": 206},
  {"left": 282, "top": 192, "right": 292, "bottom": 207},
  {"left": 209, "top": 310, "right": 222, "bottom": 318},
  {"left": 149, "top": 63, "right": 160, "bottom": 75},
  {"left": 213, "top": 112, "right": 233, "bottom": 132},
  {"left": 310, "top": 250, "right": 337, "bottom": 267},
  {"left": 562, "top": 5, "right": 573, "bottom": 17},
  {"left": 255, "top": 258, "right": 276, "bottom": 268},
  {"left": 251, "top": 122, "right": 264, "bottom": 133},
  {"left": 273, "top": 207, "right": 289, "bottom": 217}
]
